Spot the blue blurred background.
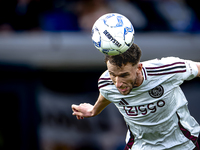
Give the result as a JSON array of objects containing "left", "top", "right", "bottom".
[{"left": 0, "top": 0, "right": 200, "bottom": 150}]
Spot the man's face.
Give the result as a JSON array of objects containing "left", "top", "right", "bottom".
[{"left": 107, "top": 61, "right": 143, "bottom": 95}]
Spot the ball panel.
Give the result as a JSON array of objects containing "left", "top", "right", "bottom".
[
  {"left": 124, "top": 32, "right": 134, "bottom": 46},
  {"left": 102, "top": 49, "right": 120, "bottom": 55},
  {"left": 119, "top": 44, "right": 130, "bottom": 54},
  {"left": 101, "top": 40, "right": 111, "bottom": 50},
  {"left": 91, "top": 27, "right": 101, "bottom": 48},
  {"left": 104, "top": 14, "right": 123, "bottom": 28},
  {"left": 110, "top": 37, "right": 124, "bottom": 50}
]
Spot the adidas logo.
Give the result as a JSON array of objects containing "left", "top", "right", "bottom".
[{"left": 119, "top": 98, "right": 129, "bottom": 105}]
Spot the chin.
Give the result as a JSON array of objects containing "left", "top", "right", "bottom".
[{"left": 120, "top": 90, "right": 131, "bottom": 95}]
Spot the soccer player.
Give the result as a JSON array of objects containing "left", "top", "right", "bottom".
[{"left": 71, "top": 43, "right": 200, "bottom": 150}]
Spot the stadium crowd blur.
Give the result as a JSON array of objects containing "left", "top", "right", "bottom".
[{"left": 0, "top": 0, "right": 200, "bottom": 33}]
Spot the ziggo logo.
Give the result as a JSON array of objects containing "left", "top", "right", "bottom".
[{"left": 123, "top": 100, "right": 165, "bottom": 116}]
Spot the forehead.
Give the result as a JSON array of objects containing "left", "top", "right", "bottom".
[{"left": 107, "top": 61, "right": 136, "bottom": 73}]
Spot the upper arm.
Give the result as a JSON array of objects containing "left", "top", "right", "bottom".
[
  {"left": 92, "top": 93, "right": 111, "bottom": 116},
  {"left": 196, "top": 63, "right": 200, "bottom": 77}
]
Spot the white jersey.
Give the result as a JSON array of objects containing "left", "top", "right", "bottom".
[{"left": 98, "top": 57, "right": 200, "bottom": 150}]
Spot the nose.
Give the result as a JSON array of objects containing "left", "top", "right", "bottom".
[{"left": 115, "top": 77, "right": 123, "bottom": 88}]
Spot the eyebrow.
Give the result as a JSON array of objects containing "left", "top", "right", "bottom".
[
  {"left": 109, "top": 71, "right": 130, "bottom": 77},
  {"left": 119, "top": 72, "right": 130, "bottom": 77}
]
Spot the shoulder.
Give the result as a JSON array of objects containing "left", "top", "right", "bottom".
[
  {"left": 98, "top": 70, "right": 114, "bottom": 90},
  {"left": 142, "top": 57, "right": 198, "bottom": 81},
  {"left": 98, "top": 70, "right": 117, "bottom": 100},
  {"left": 142, "top": 57, "right": 186, "bottom": 67},
  {"left": 142, "top": 57, "right": 186, "bottom": 76}
]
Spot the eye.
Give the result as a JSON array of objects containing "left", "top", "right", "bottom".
[
  {"left": 119, "top": 73, "right": 129, "bottom": 78},
  {"left": 109, "top": 72, "right": 115, "bottom": 77},
  {"left": 120, "top": 74, "right": 127, "bottom": 77}
]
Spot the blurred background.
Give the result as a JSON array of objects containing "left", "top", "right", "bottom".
[{"left": 0, "top": 0, "right": 200, "bottom": 150}]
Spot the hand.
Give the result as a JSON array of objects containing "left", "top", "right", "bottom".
[{"left": 71, "top": 103, "right": 94, "bottom": 120}]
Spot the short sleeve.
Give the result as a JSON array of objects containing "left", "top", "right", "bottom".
[
  {"left": 183, "top": 60, "right": 198, "bottom": 80},
  {"left": 158, "top": 57, "right": 198, "bottom": 81},
  {"left": 99, "top": 88, "right": 109, "bottom": 100}
]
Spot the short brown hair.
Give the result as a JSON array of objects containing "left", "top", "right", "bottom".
[{"left": 105, "top": 43, "right": 142, "bottom": 67}]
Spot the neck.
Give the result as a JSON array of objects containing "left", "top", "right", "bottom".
[{"left": 137, "top": 71, "right": 144, "bottom": 87}]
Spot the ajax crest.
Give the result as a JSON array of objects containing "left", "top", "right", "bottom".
[{"left": 149, "top": 85, "right": 164, "bottom": 98}]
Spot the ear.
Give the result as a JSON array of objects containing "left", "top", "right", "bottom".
[
  {"left": 137, "top": 63, "right": 143, "bottom": 73},
  {"left": 136, "top": 63, "right": 143, "bottom": 73}
]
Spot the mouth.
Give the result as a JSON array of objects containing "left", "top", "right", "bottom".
[{"left": 118, "top": 86, "right": 128, "bottom": 92}]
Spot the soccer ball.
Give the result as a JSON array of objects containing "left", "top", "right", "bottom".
[{"left": 91, "top": 13, "right": 134, "bottom": 55}]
